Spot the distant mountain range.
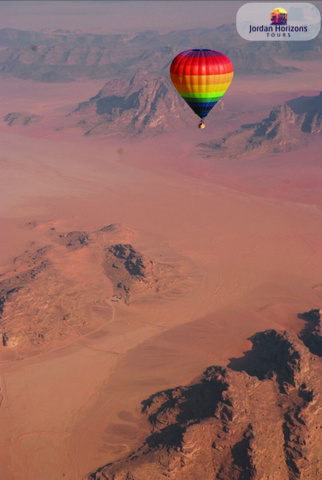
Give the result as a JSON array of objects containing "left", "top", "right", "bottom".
[
  {"left": 198, "top": 92, "right": 322, "bottom": 157},
  {"left": 1, "top": 24, "right": 320, "bottom": 82}
]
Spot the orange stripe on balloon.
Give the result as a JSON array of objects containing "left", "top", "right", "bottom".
[
  {"left": 171, "top": 81, "right": 232, "bottom": 94},
  {"left": 170, "top": 72, "right": 233, "bottom": 86}
]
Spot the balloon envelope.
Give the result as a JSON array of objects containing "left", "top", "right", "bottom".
[{"left": 170, "top": 49, "right": 233, "bottom": 120}]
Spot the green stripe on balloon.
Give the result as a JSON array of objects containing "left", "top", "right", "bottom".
[{"left": 180, "top": 92, "right": 226, "bottom": 100}]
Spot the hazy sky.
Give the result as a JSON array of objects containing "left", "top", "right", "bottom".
[{"left": 0, "top": 1, "right": 240, "bottom": 34}]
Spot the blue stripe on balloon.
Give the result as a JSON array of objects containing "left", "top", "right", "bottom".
[
  {"left": 185, "top": 101, "right": 218, "bottom": 119},
  {"left": 186, "top": 100, "right": 218, "bottom": 107}
]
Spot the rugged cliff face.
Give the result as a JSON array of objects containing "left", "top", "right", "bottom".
[
  {"left": 88, "top": 318, "right": 322, "bottom": 480},
  {"left": 73, "top": 70, "right": 190, "bottom": 135},
  {"left": 298, "top": 308, "right": 322, "bottom": 357},
  {"left": 199, "top": 92, "right": 322, "bottom": 157}
]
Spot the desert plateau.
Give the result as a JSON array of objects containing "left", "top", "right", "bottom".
[{"left": 0, "top": 2, "right": 322, "bottom": 479}]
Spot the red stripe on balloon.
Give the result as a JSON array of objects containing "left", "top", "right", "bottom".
[{"left": 170, "top": 51, "right": 233, "bottom": 76}]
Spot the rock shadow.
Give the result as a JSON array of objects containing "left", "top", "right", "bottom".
[
  {"left": 298, "top": 309, "right": 322, "bottom": 357},
  {"left": 228, "top": 330, "right": 301, "bottom": 392}
]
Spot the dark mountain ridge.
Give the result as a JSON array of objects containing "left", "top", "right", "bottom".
[
  {"left": 199, "top": 92, "right": 322, "bottom": 158},
  {"left": 88, "top": 309, "right": 322, "bottom": 480}
]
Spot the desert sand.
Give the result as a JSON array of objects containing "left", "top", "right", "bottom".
[{"left": 0, "top": 60, "right": 322, "bottom": 480}]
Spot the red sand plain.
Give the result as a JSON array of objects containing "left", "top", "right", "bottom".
[{"left": 0, "top": 65, "right": 322, "bottom": 479}]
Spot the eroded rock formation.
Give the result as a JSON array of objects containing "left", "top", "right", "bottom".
[
  {"left": 73, "top": 70, "right": 188, "bottom": 135},
  {"left": 103, "top": 243, "right": 180, "bottom": 304},
  {"left": 0, "top": 224, "right": 184, "bottom": 349},
  {"left": 199, "top": 92, "right": 322, "bottom": 158},
  {"left": 88, "top": 322, "right": 322, "bottom": 480}
]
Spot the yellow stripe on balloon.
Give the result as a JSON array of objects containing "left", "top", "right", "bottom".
[{"left": 170, "top": 72, "right": 233, "bottom": 86}]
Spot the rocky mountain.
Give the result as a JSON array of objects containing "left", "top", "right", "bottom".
[
  {"left": 104, "top": 243, "right": 179, "bottom": 304},
  {"left": 0, "top": 223, "right": 184, "bottom": 350},
  {"left": 199, "top": 92, "right": 322, "bottom": 158},
  {"left": 0, "top": 24, "right": 316, "bottom": 83},
  {"left": 3, "top": 111, "right": 42, "bottom": 126},
  {"left": 72, "top": 70, "right": 190, "bottom": 135},
  {"left": 88, "top": 311, "right": 322, "bottom": 480}
]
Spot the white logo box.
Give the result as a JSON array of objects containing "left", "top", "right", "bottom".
[{"left": 237, "top": 3, "right": 321, "bottom": 41}]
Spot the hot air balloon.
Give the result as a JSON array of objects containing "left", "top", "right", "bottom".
[{"left": 170, "top": 49, "right": 233, "bottom": 128}]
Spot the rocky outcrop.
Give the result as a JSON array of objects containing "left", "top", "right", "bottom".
[
  {"left": 56, "top": 230, "right": 91, "bottom": 249},
  {"left": 0, "top": 246, "right": 50, "bottom": 317},
  {"left": 0, "top": 224, "right": 185, "bottom": 349},
  {"left": 0, "top": 247, "right": 50, "bottom": 349},
  {"left": 229, "top": 330, "right": 303, "bottom": 391},
  {"left": 3, "top": 111, "right": 41, "bottom": 126},
  {"left": 103, "top": 243, "right": 179, "bottom": 303},
  {"left": 73, "top": 70, "right": 189, "bottom": 136},
  {"left": 286, "top": 93, "right": 322, "bottom": 134},
  {"left": 107, "top": 244, "right": 151, "bottom": 278},
  {"left": 298, "top": 308, "right": 322, "bottom": 357},
  {"left": 88, "top": 323, "right": 322, "bottom": 480},
  {"left": 199, "top": 92, "right": 322, "bottom": 158}
]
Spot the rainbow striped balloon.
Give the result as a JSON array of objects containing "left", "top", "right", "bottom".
[{"left": 170, "top": 49, "right": 233, "bottom": 124}]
